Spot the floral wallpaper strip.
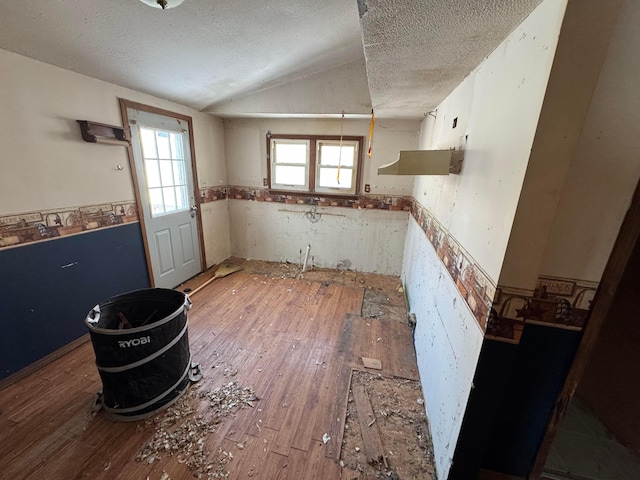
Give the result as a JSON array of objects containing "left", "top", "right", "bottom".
[
  {"left": 1, "top": 190, "right": 600, "bottom": 343},
  {"left": 409, "top": 200, "right": 497, "bottom": 331},
  {"left": 488, "top": 276, "right": 598, "bottom": 344},
  {"left": 199, "top": 186, "right": 227, "bottom": 203},
  {"left": 224, "top": 185, "right": 414, "bottom": 210},
  {"left": 0, "top": 202, "right": 138, "bottom": 249}
]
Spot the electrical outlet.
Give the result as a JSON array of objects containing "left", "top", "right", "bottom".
[
  {"left": 263, "top": 178, "right": 268, "bottom": 186},
  {"left": 364, "top": 184, "right": 371, "bottom": 193}
]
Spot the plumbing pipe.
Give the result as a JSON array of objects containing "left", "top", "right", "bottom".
[{"left": 302, "top": 244, "right": 311, "bottom": 273}]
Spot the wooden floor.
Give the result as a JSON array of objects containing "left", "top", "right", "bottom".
[{"left": 0, "top": 264, "right": 420, "bottom": 479}]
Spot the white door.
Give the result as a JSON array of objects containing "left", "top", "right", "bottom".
[{"left": 128, "top": 108, "right": 202, "bottom": 288}]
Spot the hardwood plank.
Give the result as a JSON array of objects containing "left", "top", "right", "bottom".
[
  {"left": 362, "top": 357, "right": 382, "bottom": 370},
  {"left": 321, "top": 363, "right": 353, "bottom": 460},
  {"left": 341, "top": 315, "right": 419, "bottom": 381},
  {"left": 0, "top": 334, "right": 91, "bottom": 391},
  {"left": 69, "top": 421, "right": 153, "bottom": 480},
  {"left": 351, "top": 384, "right": 387, "bottom": 468},
  {"left": 224, "top": 338, "right": 291, "bottom": 443},
  {"left": 252, "top": 338, "right": 314, "bottom": 433},
  {"left": 300, "top": 435, "right": 342, "bottom": 480},
  {"left": 219, "top": 426, "right": 286, "bottom": 479},
  {"left": 290, "top": 343, "right": 334, "bottom": 451},
  {"left": 0, "top": 262, "right": 430, "bottom": 480},
  {"left": 271, "top": 345, "right": 324, "bottom": 455},
  {"left": 274, "top": 446, "right": 308, "bottom": 480}
]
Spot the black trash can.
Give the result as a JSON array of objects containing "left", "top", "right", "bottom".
[{"left": 85, "top": 288, "right": 192, "bottom": 421}]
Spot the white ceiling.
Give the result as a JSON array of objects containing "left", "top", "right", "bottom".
[{"left": 0, "top": 0, "right": 542, "bottom": 118}]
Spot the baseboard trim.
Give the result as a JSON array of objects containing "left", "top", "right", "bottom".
[{"left": 0, "top": 334, "right": 90, "bottom": 390}]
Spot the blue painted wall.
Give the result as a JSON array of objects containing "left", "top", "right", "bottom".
[
  {"left": 482, "top": 325, "right": 582, "bottom": 477},
  {"left": 0, "top": 223, "right": 150, "bottom": 380}
]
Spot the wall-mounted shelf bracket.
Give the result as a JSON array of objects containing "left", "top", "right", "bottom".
[
  {"left": 378, "top": 148, "right": 465, "bottom": 176},
  {"left": 77, "top": 120, "right": 130, "bottom": 146}
]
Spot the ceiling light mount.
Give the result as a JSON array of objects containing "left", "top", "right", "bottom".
[{"left": 140, "top": 0, "right": 185, "bottom": 10}]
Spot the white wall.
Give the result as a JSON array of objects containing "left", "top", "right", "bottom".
[
  {"left": 223, "top": 117, "right": 418, "bottom": 274},
  {"left": 0, "top": 48, "right": 230, "bottom": 267},
  {"left": 498, "top": 0, "right": 623, "bottom": 290},
  {"left": 413, "top": 0, "right": 568, "bottom": 284},
  {"left": 403, "top": 219, "right": 484, "bottom": 478},
  {"left": 224, "top": 117, "right": 419, "bottom": 195},
  {"left": 229, "top": 200, "right": 408, "bottom": 275},
  {"left": 402, "top": 0, "right": 568, "bottom": 477},
  {"left": 539, "top": 0, "right": 640, "bottom": 282},
  {"left": 201, "top": 201, "right": 231, "bottom": 269}
]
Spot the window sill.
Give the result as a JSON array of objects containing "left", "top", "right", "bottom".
[{"left": 267, "top": 189, "right": 359, "bottom": 201}]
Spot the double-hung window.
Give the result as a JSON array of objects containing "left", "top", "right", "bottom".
[{"left": 268, "top": 134, "right": 363, "bottom": 196}]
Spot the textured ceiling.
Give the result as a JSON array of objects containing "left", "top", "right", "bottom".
[
  {"left": 0, "top": 0, "right": 543, "bottom": 118},
  {"left": 360, "top": 0, "right": 543, "bottom": 118}
]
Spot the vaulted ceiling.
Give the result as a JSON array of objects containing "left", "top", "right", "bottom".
[{"left": 0, "top": 0, "right": 542, "bottom": 118}]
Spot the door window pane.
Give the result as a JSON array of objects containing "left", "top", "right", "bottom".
[
  {"left": 159, "top": 160, "right": 174, "bottom": 186},
  {"left": 170, "top": 133, "right": 184, "bottom": 160},
  {"left": 148, "top": 188, "right": 165, "bottom": 216},
  {"left": 156, "top": 131, "right": 171, "bottom": 159},
  {"left": 140, "top": 128, "right": 157, "bottom": 159},
  {"left": 175, "top": 186, "right": 189, "bottom": 210},
  {"left": 173, "top": 160, "right": 186, "bottom": 186},
  {"left": 145, "top": 159, "right": 161, "bottom": 188},
  {"left": 163, "top": 186, "right": 178, "bottom": 213},
  {"left": 140, "top": 126, "right": 191, "bottom": 218}
]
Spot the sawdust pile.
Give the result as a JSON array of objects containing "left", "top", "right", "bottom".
[{"left": 137, "top": 381, "right": 258, "bottom": 479}]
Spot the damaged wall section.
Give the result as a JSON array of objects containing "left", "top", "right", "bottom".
[
  {"left": 401, "top": 0, "right": 568, "bottom": 477},
  {"left": 229, "top": 201, "right": 408, "bottom": 275}
]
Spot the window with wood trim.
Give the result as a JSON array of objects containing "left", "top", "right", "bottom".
[{"left": 267, "top": 134, "right": 363, "bottom": 196}]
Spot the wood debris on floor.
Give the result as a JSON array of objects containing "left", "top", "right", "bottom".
[
  {"left": 0, "top": 258, "right": 435, "bottom": 480},
  {"left": 341, "top": 370, "right": 436, "bottom": 480},
  {"left": 137, "top": 382, "right": 258, "bottom": 479}
]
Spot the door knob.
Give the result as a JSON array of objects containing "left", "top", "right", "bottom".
[{"left": 190, "top": 205, "right": 198, "bottom": 212}]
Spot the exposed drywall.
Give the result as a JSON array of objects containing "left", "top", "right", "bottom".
[
  {"left": 223, "top": 117, "right": 417, "bottom": 275},
  {"left": 539, "top": 0, "right": 640, "bottom": 282},
  {"left": 403, "top": 219, "right": 484, "bottom": 479},
  {"left": 201, "top": 201, "right": 231, "bottom": 269},
  {"left": 229, "top": 200, "right": 408, "bottom": 275},
  {"left": 402, "top": 1, "right": 568, "bottom": 477},
  {"left": 223, "top": 117, "right": 419, "bottom": 195},
  {"left": 413, "top": 0, "right": 567, "bottom": 284}
]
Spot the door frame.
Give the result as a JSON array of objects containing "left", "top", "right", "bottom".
[
  {"left": 119, "top": 98, "right": 206, "bottom": 287},
  {"left": 529, "top": 176, "right": 640, "bottom": 478}
]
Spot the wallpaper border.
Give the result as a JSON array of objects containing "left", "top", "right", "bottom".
[{"left": 0, "top": 201, "right": 139, "bottom": 249}]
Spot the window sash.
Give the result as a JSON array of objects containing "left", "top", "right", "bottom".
[
  {"left": 270, "top": 139, "right": 310, "bottom": 191},
  {"left": 315, "top": 140, "right": 358, "bottom": 194},
  {"left": 268, "top": 135, "right": 363, "bottom": 195}
]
